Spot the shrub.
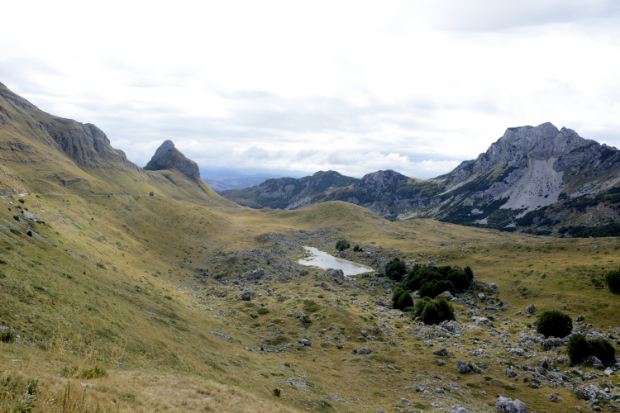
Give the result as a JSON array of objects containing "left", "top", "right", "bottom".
[
  {"left": 568, "top": 334, "right": 616, "bottom": 364},
  {"left": 257, "top": 308, "right": 270, "bottom": 315},
  {"left": 391, "top": 286, "right": 405, "bottom": 309},
  {"left": 419, "top": 279, "right": 455, "bottom": 298},
  {"left": 353, "top": 245, "right": 363, "bottom": 252},
  {"left": 464, "top": 266, "right": 474, "bottom": 281},
  {"left": 537, "top": 311, "right": 573, "bottom": 338},
  {"left": 27, "top": 230, "right": 33, "bottom": 237},
  {"left": 335, "top": 239, "right": 350, "bottom": 251},
  {"left": 385, "top": 258, "right": 407, "bottom": 281},
  {"left": 420, "top": 298, "right": 454, "bottom": 325},
  {"left": 1, "top": 330, "right": 15, "bottom": 343},
  {"left": 567, "top": 334, "right": 591, "bottom": 364},
  {"left": 81, "top": 366, "right": 107, "bottom": 379},
  {"left": 303, "top": 300, "right": 320, "bottom": 313},
  {"left": 397, "top": 291, "right": 413, "bottom": 310},
  {"left": 606, "top": 269, "right": 620, "bottom": 293},
  {"left": 413, "top": 296, "right": 431, "bottom": 317},
  {"left": 273, "top": 388, "right": 281, "bottom": 397},
  {"left": 18, "top": 199, "right": 24, "bottom": 204},
  {"left": 405, "top": 265, "right": 471, "bottom": 292},
  {"left": 589, "top": 339, "right": 615, "bottom": 364}
]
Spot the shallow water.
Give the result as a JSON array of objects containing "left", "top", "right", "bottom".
[{"left": 297, "top": 246, "right": 374, "bottom": 276}]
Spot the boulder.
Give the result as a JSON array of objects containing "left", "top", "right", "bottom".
[
  {"left": 525, "top": 304, "right": 535, "bottom": 314},
  {"left": 358, "top": 348, "right": 372, "bottom": 355},
  {"left": 298, "top": 339, "right": 312, "bottom": 346},
  {"left": 489, "top": 283, "right": 498, "bottom": 290},
  {"left": 240, "top": 291, "right": 254, "bottom": 301},
  {"left": 456, "top": 360, "right": 472, "bottom": 374},
  {"left": 432, "top": 348, "right": 450, "bottom": 357},
  {"left": 472, "top": 316, "right": 494, "bottom": 328},
  {"left": 495, "top": 395, "right": 527, "bottom": 413},
  {"left": 478, "top": 293, "right": 486, "bottom": 300},
  {"left": 548, "top": 394, "right": 561, "bottom": 402}
]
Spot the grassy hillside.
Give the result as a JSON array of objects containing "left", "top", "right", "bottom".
[{"left": 2, "top": 193, "right": 619, "bottom": 412}]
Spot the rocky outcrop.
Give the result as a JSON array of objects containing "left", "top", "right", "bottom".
[{"left": 144, "top": 140, "right": 201, "bottom": 180}]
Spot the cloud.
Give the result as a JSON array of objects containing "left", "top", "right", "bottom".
[{"left": 1, "top": 1, "right": 619, "bottom": 181}]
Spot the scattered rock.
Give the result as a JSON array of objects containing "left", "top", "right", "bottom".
[
  {"left": 432, "top": 348, "right": 449, "bottom": 357},
  {"left": 298, "top": 339, "right": 312, "bottom": 346},
  {"left": 525, "top": 304, "right": 535, "bottom": 314},
  {"left": 456, "top": 360, "right": 472, "bottom": 374},
  {"left": 495, "top": 395, "right": 527, "bottom": 413},
  {"left": 358, "top": 348, "right": 372, "bottom": 355},
  {"left": 548, "top": 394, "right": 562, "bottom": 402}
]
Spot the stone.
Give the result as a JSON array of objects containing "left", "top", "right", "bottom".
[
  {"left": 298, "top": 339, "right": 312, "bottom": 346},
  {"left": 452, "top": 406, "right": 468, "bottom": 413},
  {"left": 496, "top": 395, "right": 527, "bottom": 413},
  {"left": 505, "top": 368, "right": 518, "bottom": 378},
  {"left": 246, "top": 269, "right": 265, "bottom": 280},
  {"left": 456, "top": 360, "right": 472, "bottom": 374},
  {"left": 472, "top": 316, "right": 494, "bottom": 328},
  {"left": 539, "top": 357, "right": 554, "bottom": 369},
  {"left": 489, "top": 283, "right": 498, "bottom": 290},
  {"left": 240, "top": 291, "right": 254, "bottom": 301},
  {"left": 525, "top": 304, "right": 535, "bottom": 314},
  {"left": 358, "top": 348, "right": 372, "bottom": 355},
  {"left": 478, "top": 293, "right": 486, "bottom": 300},
  {"left": 548, "top": 394, "right": 561, "bottom": 402},
  {"left": 432, "top": 348, "right": 449, "bottom": 357}
]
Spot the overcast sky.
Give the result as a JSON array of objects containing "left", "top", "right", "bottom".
[{"left": 2, "top": 1, "right": 620, "bottom": 178}]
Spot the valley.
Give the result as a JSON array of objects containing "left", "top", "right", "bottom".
[{"left": 1, "top": 82, "right": 619, "bottom": 413}]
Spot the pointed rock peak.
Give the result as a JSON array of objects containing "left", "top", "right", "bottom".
[{"left": 144, "top": 140, "right": 201, "bottom": 180}]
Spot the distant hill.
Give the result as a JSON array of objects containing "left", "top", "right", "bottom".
[
  {"left": 222, "top": 123, "right": 620, "bottom": 237},
  {"left": 0, "top": 82, "right": 222, "bottom": 204},
  {"left": 200, "top": 168, "right": 308, "bottom": 191}
]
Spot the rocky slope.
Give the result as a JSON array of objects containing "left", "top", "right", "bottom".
[{"left": 222, "top": 123, "right": 620, "bottom": 236}]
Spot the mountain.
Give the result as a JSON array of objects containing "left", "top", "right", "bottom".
[
  {"left": 0, "top": 82, "right": 221, "bottom": 203},
  {"left": 144, "top": 140, "right": 201, "bottom": 180},
  {"left": 222, "top": 122, "right": 620, "bottom": 236}
]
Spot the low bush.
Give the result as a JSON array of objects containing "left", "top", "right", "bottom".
[
  {"left": 416, "top": 298, "right": 454, "bottom": 325},
  {"left": 405, "top": 265, "right": 471, "bottom": 292},
  {"left": 385, "top": 258, "right": 407, "bottom": 281},
  {"left": 397, "top": 291, "right": 413, "bottom": 310},
  {"left": 353, "top": 245, "right": 363, "bottom": 252},
  {"left": 335, "top": 239, "right": 350, "bottom": 251},
  {"left": 419, "top": 279, "right": 455, "bottom": 298},
  {"left": 568, "top": 334, "right": 616, "bottom": 364},
  {"left": 606, "top": 268, "right": 620, "bottom": 293},
  {"left": 81, "top": 366, "right": 107, "bottom": 379},
  {"left": 257, "top": 308, "right": 270, "bottom": 315},
  {"left": 0, "top": 330, "right": 15, "bottom": 343},
  {"left": 537, "top": 311, "right": 572, "bottom": 338},
  {"left": 392, "top": 287, "right": 405, "bottom": 309}
]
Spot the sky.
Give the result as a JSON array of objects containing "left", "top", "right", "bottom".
[{"left": 2, "top": 1, "right": 620, "bottom": 179}]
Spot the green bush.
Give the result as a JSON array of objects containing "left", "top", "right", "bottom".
[
  {"left": 303, "top": 300, "right": 320, "bottom": 313},
  {"left": 537, "top": 311, "right": 572, "bottom": 338},
  {"left": 405, "top": 265, "right": 471, "bottom": 292},
  {"left": 420, "top": 298, "right": 454, "bottom": 325},
  {"left": 257, "top": 308, "right": 270, "bottom": 315},
  {"left": 567, "top": 334, "right": 591, "bottom": 364},
  {"left": 568, "top": 334, "right": 616, "bottom": 364},
  {"left": 419, "top": 279, "right": 455, "bottom": 298},
  {"left": 413, "top": 296, "right": 431, "bottom": 317},
  {"left": 385, "top": 258, "right": 407, "bottom": 281},
  {"left": 1, "top": 330, "right": 15, "bottom": 343},
  {"left": 391, "top": 286, "right": 405, "bottom": 309},
  {"left": 606, "top": 269, "right": 620, "bottom": 293},
  {"left": 589, "top": 339, "right": 615, "bottom": 364},
  {"left": 335, "top": 239, "right": 350, "bottom": 251},
  {"left": 353, "top": 245, "right": 363, "bottom": 252},
  {"left": 397, "top": 291, "right": 413, "bottom": 310},
  {"left": 18, "top": 199, "right": 24, "bottom": 204},
  {"left": 81, "top": 366, "right": 107, "bottom": 379}
]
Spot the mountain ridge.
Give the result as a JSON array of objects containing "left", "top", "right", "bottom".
[{"left": 222, "top": 122, "right": 620, "bottom": 236}]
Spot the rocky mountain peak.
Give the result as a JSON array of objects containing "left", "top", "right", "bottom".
[{"left": 144, "top": 140, "right": 201, "bottom": 180}]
